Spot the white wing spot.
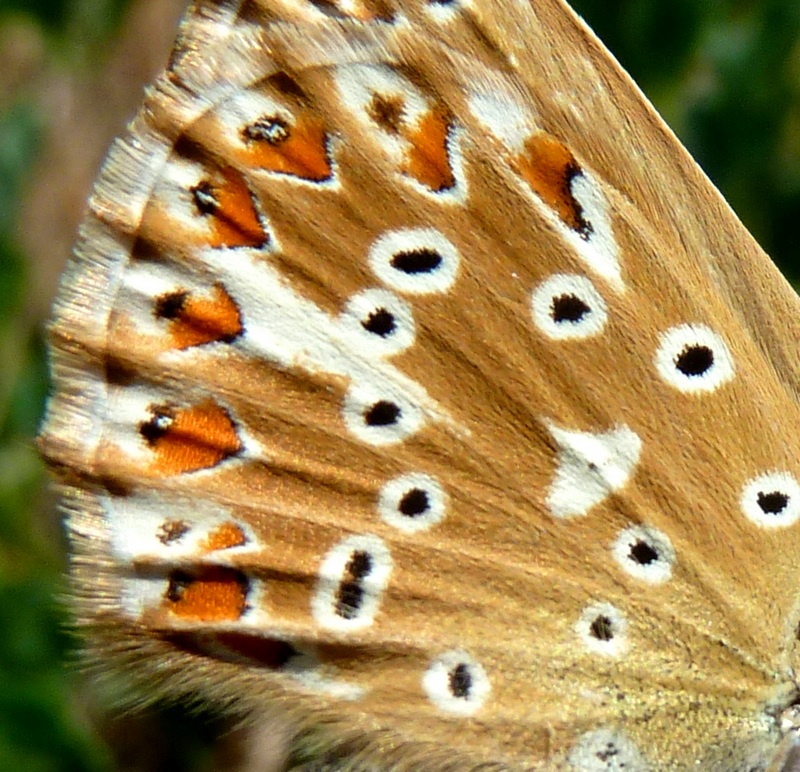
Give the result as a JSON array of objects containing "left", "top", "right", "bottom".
[
  {"left": 467, "top": 89, "right": 534, "bottom": 148},
  {"left": 568, "top": 728, "right": 646, "bottom": 770},
  {"left": 532, "top": 274, "right": 607, "bottom": 340},
  {"left": 576, "top": 603, "right": 629, "bottom": 658},
  {"left": 369, "top": 228, "right": 459, "bottom": 294},
  {"left": 378, "top": 473, "right": 447, "bottom": 533},
  {"left": 612, "top": 525, "right": 675, "bottom": 584},
  {"left": 422, "top": 650, "right": 490, "bottom": 716},
  {"left": 281, "top": 647, "right": 366, "bottom": 701},
  {"left": 568, "top": 172, "right": 622, "bottom": 291},
  {"left": 546, "top": 423, "right": 642, "bottom": 518},
  {"left": 311, "top": 534, "right": 392, "bottom": 632},
  {"left": 338, "top": 288, "right": 415, "bottom": 358},
  {"left": 655, "top": 324, "right": 734, "bottom": 393},
  {"left": 741, "top": 472, "right": 800, "bottom": 529},
  {"left": 343, "top": 383, "right": 423, "bottom": 445}
]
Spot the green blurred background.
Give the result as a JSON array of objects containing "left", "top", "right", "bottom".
[{"left": 0, "top": 0, "right": 798, "bottom": 770}]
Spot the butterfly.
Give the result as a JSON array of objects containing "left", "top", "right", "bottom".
[{"left": 38, "top": 0, "right": 800, "bottom": 769}]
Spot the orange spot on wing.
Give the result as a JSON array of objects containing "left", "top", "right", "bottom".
[
  {"left": 141, "top": 400, "right": 242, "bottom": 475},
  {"left": 514, "top": 132, "right": 590, "bottom": 235},
  {"left": 404, "top": 108, "right": 455, "bottom": 192},
  {"left": 157, "top": 284, "right": 243, "bottom": 349},
  {"left": 201, "top": 522, "right": 248, "bottom": 553},
  {"left": 243, "top": 115, "right": 331, "bottom": 182},
  {"left": 165, "top": 567, "right": 248, "bottom": 622},
  {"left": 193, "top": 167, "right": 267, "bottom": 248}
]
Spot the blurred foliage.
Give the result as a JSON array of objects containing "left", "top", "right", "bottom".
[
  {"left": 0, "top": 0, "right": 797, "bottom": 770},
  {"left": 573, "top": 0, "right": 800, "bottom": 282}
]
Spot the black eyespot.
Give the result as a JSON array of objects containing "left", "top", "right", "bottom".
[
  {"left": 370, "top": 230, "right": 458, "bottom": 295},
  {"left": 741, "top": 473, "right": 800, "bottom": 528},
  {"left": 629, "top": 540, "right": 658, "bottom": 565},
  {"left": 448, "top": 662, "right": 472, "bottom": 699},
  {"left": 423, "top": 651, "right": 489, "bottom": 714},
  {"left": 390, "top": 248, "right": 443, "bottom": 275},
  {"left": 590, "top": 615, "right": 615, "bottom": 642},
  {"left": 613, "top": 525, "right": 675, "bottom": 583},
  {"left": 155, "top": 291, "right": 189, "bottom": 320},
  {"left": 364, "top": 400, "right": 401, "bottom": 426},
  {"left": 140, "top": 407, "right": 175, "bottom": 444},
  {"left": 191, "top": 180, "right": 219, "bottom": 215},
  {"left": 675, "top": 344, "right": 714, "bottom": 377},
  {"left": 757, "top": 490, "right": 790, "bottom": 515},
  {"left": 379, "top": 474, "right": 445, "bottom": 532},
  {"left": 657, "top": 325, "right": 734, "bottom": 393},
  {"left": 335, "top": 550, "right": 374, "bottom": 619},
  {"left": 532, "top": 275, "right": 607, "bottom": 340},
  {"left": 399, "top": 488, "right": 429, "bottom": 517},
  {"left": 551, "top": 293, "right": 591, "bottom": 324},
  {"left": 166, "top": 570, "right": 193, "bottom": 602},
  {"left": 362, "top": 308, "right": 396, "bottom": 337}
]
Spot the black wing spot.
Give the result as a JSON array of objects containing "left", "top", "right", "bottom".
[
  {"left": 675, "top": 345, "right": 714, "bottom": 376},
  {"left": 629, "top": 540, "right": 659, "bottom": 566},
  {"left": 551, "top": 293, "right": 591, "bottom": 324},
  {"left": 335, "top": 550, "right": 374, "bottom": 619},
  {"left": 362, "top": 308, "right": 397, "bottom": 337},
  {"left": 448, "top": 662, "right": 472, "bottom": 699},
  {"left": 399, "top": 488, "right": 430, "bottom": 517},
  {"left": 758, "top": 490, "right": 790, "bottom": 515},
  {"left": 191, "top": 180, "right": 219, "bottom": 215},
  {"left": 391, "top": 248, "right": 442, "bottom": 275},
  {"left": 590, "top": 615, "right": 615, "bottom": 642},
  {"left": 155, "top": 291, "right": 189, "bottom": 320},
  {"left": 364, "top": 401, "right": 401, "bottom": 427},
  {"left": 140, "top": 406, "right": 176, "bottom": 445}
]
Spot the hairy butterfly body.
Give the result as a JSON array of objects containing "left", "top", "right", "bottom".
[{"left": 39, "top": 0, "right": 800, "bottom": 769}]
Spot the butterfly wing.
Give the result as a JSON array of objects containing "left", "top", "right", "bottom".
[{"left": 40, "top": 0, "right": 800, "bottom": 769}]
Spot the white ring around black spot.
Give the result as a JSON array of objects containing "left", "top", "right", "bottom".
[
  {"left": 531, "top": 274, "right": 607, "bottom": 340},
  {"left": 741, "top": 472, "right": 800, "bottom": 529},
  {"left": 339, "top": 288, "right": 415, "bottom": 357},
  {"left": 422, "top": 650, "right": 490, "bottom": 716},
  {"left": 368, "top": 228, "right": 459, "bottom": 295},
  {"left": 612, "top": 524, "right": 675, "bottom": 584},
  {"left": 378, "top": 473, "right": 446, "bottom": 533},
  {"left": 311, "top": 534, "right": 392, "bottom": 632},
  {"left": 343, "top": 384, "right": 423, "bottom": 446},
  {"left": 655, "top": 324, "right": 734, "bottom": 393},
  {"left": 568, "top": 728, "right": 646, "bottom": 770},
  {"left": 576, "top": 602, "right": 628, "bottom": 657}
]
